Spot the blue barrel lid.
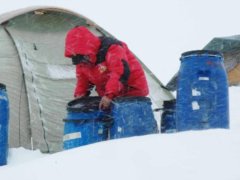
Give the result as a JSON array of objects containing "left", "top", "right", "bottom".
[
  {"left": 0, "top": 83, "right": 6, "bottom": 90},
  {"left": 67, "top": 96, "right": 101, "bottom": 112},
  {"left": 181, "top": 50, "right": 223, "bottom": 59}
]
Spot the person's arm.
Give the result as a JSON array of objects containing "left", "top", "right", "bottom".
[
  {"left": 99, "top": 44, "right": 128, "bottom": 110},
  {"left": 104, "top": 44, "right": 128, "bottom": 99}
]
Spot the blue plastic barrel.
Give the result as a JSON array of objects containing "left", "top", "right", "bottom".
[
  {"left": 0, "top": 83, "right": 9, "bottom": 166},
  {"left": 176, "top": 50, "right": 229, "bottom": 131},
  {"left": 161, "top": 99, "right": 177, "bottom": 133},
  {"left": 63, "top": 97, "right": 108, "bottom": 150},
  {"left": 110, "top": 97, "right": 158, "bottom": 139}
]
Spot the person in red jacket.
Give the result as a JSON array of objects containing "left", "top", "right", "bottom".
[{"left": 65, "top": 26, "right": 149, "bottom": 109}]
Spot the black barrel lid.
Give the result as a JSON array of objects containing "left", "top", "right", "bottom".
[
  {"left": 163, "top": 99, "right": 176, "bottom": 109},
  {"left": 0, "top": 83, "right": 6, "bottom": 90},
  {"left": 113, "top": 96, "right": 151, "bottom": 103},
  {"left": 181, "top": 50, "right": 223, "bottom": 58},
  {"left": 67, "top": 96, "right": 101, "bottom": 112}
]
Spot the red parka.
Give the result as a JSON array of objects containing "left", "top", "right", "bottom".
[{"left": 65, "top": 26, "right": 149, "bottom": 99}]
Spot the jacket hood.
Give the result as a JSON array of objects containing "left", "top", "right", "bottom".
[{"left": 65, "top": 26, "right": 101, "bottom": 58}]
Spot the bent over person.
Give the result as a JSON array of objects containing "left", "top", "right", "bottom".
[{"left": 65, "top": 26, "right": 149, "bottom": 109}]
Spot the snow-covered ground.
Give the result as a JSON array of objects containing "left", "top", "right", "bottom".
[
  {"left": 0, "top": 87, "right": 239, "bottom": 180},
  {"left": 0, "top": 0, "right": 240, "bottom": 180}
]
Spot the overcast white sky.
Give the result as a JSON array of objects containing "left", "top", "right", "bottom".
[{"left": 1, "top": 0, "right": 240, "bottom": 84}]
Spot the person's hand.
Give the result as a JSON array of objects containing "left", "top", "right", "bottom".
[{"left": 99, "top": 96, "right": 112, "bottom": 110}]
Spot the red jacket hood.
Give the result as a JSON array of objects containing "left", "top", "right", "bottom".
[{"left": 65, "top": 26, "right": 101, "bottom": 58}]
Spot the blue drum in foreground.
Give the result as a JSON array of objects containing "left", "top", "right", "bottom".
[
  {"left": 176, "top": 50, "right": 229, "bottom": 131},
  {"left": 0, "top": 83, "right": 9, "bottom": 166},
  {"left": 63, "top": 97, "right": 108, "bottom": 150},
  {"left": 110, "top": 97, "right": 158, "bottom": 139}
]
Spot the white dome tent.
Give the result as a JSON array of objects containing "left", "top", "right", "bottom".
[{"left": 0, "top": 6, "right": 173, "bottom": 153}]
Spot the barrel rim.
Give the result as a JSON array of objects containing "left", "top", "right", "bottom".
[
  {"left": 113, "top": 96, "right": 151, "bottom": 103},
  {"left": 67, "top": 96, "right": 101, "bottom": 112},
  {"left": 181, "top": 50, "right": 223, "bottom": 58},
  {"left": 0, "top": 83, "right": 6, "bottom": 90},
  {"left": 63, "top": 118, "right": 97, "bottom": 123}
]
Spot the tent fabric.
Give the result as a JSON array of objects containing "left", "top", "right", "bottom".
[
  {"left": 204, "top": 36, "right": 240, "bottom": 86},
  {"left": 4, "top": 10, "right": 85, "bottom": 152},
  {"left": 204, "top": 37, "right": 240, "bottom": 72},
  {"left": 0, "top": 26, "right": 31, "bottom": 149},
  {"left": 0, "top": 6, "right": 80, "bottom": 24},
  {"left": 0, "top": 7, "right": 173, "bottom": 153},
  {"left": 228, "top": 64, "right": 240, "bottom": 85}
]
